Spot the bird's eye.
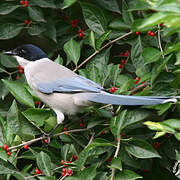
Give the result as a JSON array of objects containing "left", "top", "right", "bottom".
[{"left": 18, "top": 49, "right": 26, "bottom": 56}]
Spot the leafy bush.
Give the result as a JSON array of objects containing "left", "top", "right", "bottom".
[{"left": 0, "top": 0, "right": 180, "bottom": 179}]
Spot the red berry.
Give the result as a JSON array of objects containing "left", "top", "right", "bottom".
[
  {"left": 16, "top": 75, "right": 20, "bottom": 80},
  {"left": 24, "top": 144, "right": 28, "bottom": 149},
  {"left": 35, "top": 167, "right": 40, "bottom": 175},
  {"left": 78, "top": 29, "right": 82, "bottom": 33},
  {"left": 150, "top": 32, "right": 155, "bottom": 37},
  {"left": 20, "top": 0, "right": 24, "bottom": 5},
  {"left": 70, "top": 21, "right": 76, "bottom": 28},
  {"left": 34, "top": 101, "right": 39, "bottom": 106},
  {"left": 152, "top": 142, "right": 160, "bottom": 150},
  {"left": 136, "top": 31, "right": 140, "bottom": 35},
  {"left": 62, "top": 172, "right": 66, "bottom": 176},
  {"left": 62, "top": 168, "right": 67, "bottom": 173},
  {"left": 3, "top": 144, "right": 8, "bottom": 150},
  {"left": 24, "top": 20, "right": 29, "bottom": 25},
  {"left": 101, "top": 130, "right": 105, "bottom": 135},
  {"left": 73, "top": 154, "right": 78, "bottom": 160},
  {"left": 135, "top": 77, "right": 140, "bottom": 84},
  {"left": 44, "top": 139, "right": 49, "bottom": 143},
  {"left": 147, "top": 31, "right": 152, "bottom": 36},
  {"left": 78, "top": 32, "right": 83, "bottom": 38},
  {"left": 74, "top": 19, "right": 78, "bottom": 24},
  {"left": 159, "top": 23, "right": 163, "bottom": 27},
  {"left": 17, "top": 65, "right": 21, "bottom": 70},
  {"left": 124, "top": 50, "right": 129, "bottom": 57},
  {"left": 19, "top": 69, "right": 24, "bottom": 74},
  {"left": 119, "top": 64, "right": 123, "bottom": 69},
  {"left": 61, "top": 160, "right": 65, "bottom": 164},
  {"left": 24, "top": 1, "right": 28, "bottom": 7},
  {"left": 141, "top": 81, "right": 145, "bottom": 84},
  {"left": 109, "top": 87, "right": 116, "bottom": 93},
  {"left": 80, "top": 123, "right": 84, "bottom": 127},
  {"left": 106, "top": 157, "right": 111, "bottom": 162},
  {"left": 6, "top": 151, "right": 11, "bottom": 156},
  {"left": 68, "top": 169, "right": 72, "bottom": 176},
  {"left": 121, "top": 60, "right": 126, "bottom": 64},
  {"left": 120, "top": 52, "right": 124, "bottom": 56},
  {"left": 63, "top": 127, "right": 67, "bottom": 131}
]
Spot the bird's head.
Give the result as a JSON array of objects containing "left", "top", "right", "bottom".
[{"left": 3, "top": 44, "right": 48, "bottom": 67}]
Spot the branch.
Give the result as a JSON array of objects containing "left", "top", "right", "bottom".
[
  {"left": 130, "top": 84, "right": 146, "bottom": 95},
  {"left": 110, "top": 136, "right": 121, "bottom": 180},
  {"left": 73, "top": 31, "right": 133, "bottom": 72},
  {"left": 8, "top": 128, "right": 89, "bottom": 151}
]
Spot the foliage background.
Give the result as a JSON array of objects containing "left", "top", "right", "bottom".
[{"left": 0, "top": 0, "right": 180, "bottom": 179}]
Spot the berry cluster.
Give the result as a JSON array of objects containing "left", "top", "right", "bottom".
[
  {"left": 16, "top": 65, "right": 24, "bottom": 80},
  {"left": 109, "top": 87, "right": 116, "bottom": 93},
  {"left": 78, "top": 29, "right": 83, "bottom": 38},
  {"left": 119, "top": 50, "right": 129, "bottom": 69},
  {"left": 20, "top": 0, "right": 28, "bottom": 7},
  {"left": 147, "top": 30, "right": 155, "bottom": 37},
  {"left": 70, "top": 19, "right": 79, "bottom": 28},
  {"left": 35, "top": 167, "right": 42, "bottom": 175},
  {"left": 60, "top": 160, "right": 73, "bottom": 176},
  {"left": 134, "top": 77, "right": 145, "bottom": 84},
  {"left": 3, "top": 144, "right": 11, "bottom": 156}
]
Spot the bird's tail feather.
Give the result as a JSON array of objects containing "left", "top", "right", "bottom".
[{"left": 82, "top": 93, "right": 177, "bottom": 106}]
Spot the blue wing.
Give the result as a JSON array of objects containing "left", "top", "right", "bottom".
[{"left": 36, "top": 75, "right": 104, "bottom": 94}]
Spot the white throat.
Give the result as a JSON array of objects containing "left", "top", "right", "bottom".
[{"left": 14, "top": 56, "right": 30, "bottom": 68}]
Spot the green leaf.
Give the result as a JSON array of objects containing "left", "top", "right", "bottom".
[
  {"left": 7, "top": 100, "right": 20, "bottom": 135},
  {"left": 109, "top": 157, "right": 122, "bottom": 171},
  {"left": 114, "top": 170, "right": 142, "bottom": 180},
  {"left": 36, "top": 151, "right": 52, "bottom": 176},
  {"left": 96, "top": 30, "right": 111, "bottom": 50},
  {"left": 23, "top": 109, "right": 51, "bottom": 127},
  {"left": 54, "top": 55, "right": 63, "bottom": 65},
  {"left": 131, "top": 36, "right": 144, "bottom": 68},
  {"left": 129, "top": 0, "right": 150, "bottom": 11},
  {"left": 62, "top": 0, "right": 77, "bottom": 9},
  {"left": 2, "top": 80, "right": 34, "bottom": 107},
  {"left": 109, "top": 18, "right": 130, "bottom": 30},
  {"left": 0, "top": 23, "right": 23, "bottom": 40},
  {"left": 28, "top": 24, "right": 46, "bottom": 36},
  {"left": 0, "top": 55, "right": 18, "bottom": 68},
  {"left": 28, "top": 6, "right": 46, "bottom": 22},
  {"left": 0, "top": 158, "right": 18, "bottom": 174},
  {"left": 125, "top": 139, "right": 161, "bottom": 159},
  {"left": 165, "top": 42, "right": 180, "bottom": 54},
  {"left": 142, "top": 47, "right": 161, "bottom": 64},
  {"left": 64, "top": 39, "right": 80, "bottom": 65},
  {"left": 110, "top": 110, "right": 127, "bottom": 138},
  {"left": 162, "top": 119, "right": 180, "bottom": 130},
  {"left": 30, "top": 0, "right": 56, "bottom": 8},
  {"left": 0, "top": 3, "right": 20, "bottom": 15},
  {"left": 79, "top": 164, "right": 97, "bottom": 180},
  {"left": 176, "top": 150, "right": 180, "bottom": 161},
  {"left": 81, "top": 2, "right": 107, "bottom": 35},
  {"left": 89, "top": 31, "right": 96, "bottom": 50},
  {"left": 96, "top": 0, "right": 120, "bottom": 13}
]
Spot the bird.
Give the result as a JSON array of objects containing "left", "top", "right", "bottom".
[{"left": 3, "top": 44, "right": 177, "bottom": 135}]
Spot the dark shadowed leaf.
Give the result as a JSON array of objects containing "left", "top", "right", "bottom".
[
  {"left": 114, "top": 170, "right": 142, "bottom": 180},
  {"left": 62, "top": 0, "right": 77, "bottom": 9},
  {"left": 0, "top": 3, "right": 20, "bottom": 15},
  {"left": 0, "top": 23, "right": 23, "bottom": 40},
  {"left": 28, "top": 6, "right": 46, "bottom": 22},
  {"left": 125, "top": 139, "right": 161, "bottom": 159}
]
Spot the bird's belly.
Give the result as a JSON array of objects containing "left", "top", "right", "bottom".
[{"left": 33, "top": 90, "right": 90, "bottom": 115}]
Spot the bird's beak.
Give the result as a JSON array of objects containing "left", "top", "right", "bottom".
[{"left": 3, "top": 51, "right": 16, "bottom": 56}]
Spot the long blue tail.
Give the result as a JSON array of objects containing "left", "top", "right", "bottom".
[{"left": 83, "top": 92, "right": 177, "bottom": 106}]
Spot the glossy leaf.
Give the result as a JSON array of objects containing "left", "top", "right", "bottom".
[
  {"left": 28, "top": 6, "right": 46, "bottom": 22},
  {"left": 114, "top": 170, "right": 142, "bottom": 180},
  {"left": 2, "top": 80, "right": 34, "bottom": 107},
  {"left": 109, "top": 18, "right": 130, "bottom": 30},
  {"left": 81, "top": 2, "right": 107, "bottom": 35},
  {"left": 0, "top": 3, "right": 20, "bottom": 15},
  {"left": 64, "top": 38, "right": 80, "bottom": 65},
  {"left": 62, "top": 0, "right": 77, "bottom": 9},
  {"left": 36, "top": 151, "right": 52, "bottom": 176}
]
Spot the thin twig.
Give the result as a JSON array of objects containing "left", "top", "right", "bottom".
[
  {"left": 157, "top": 24, "right": 168, "bottom": 72},
  {"left": 73, "top": 31, "right": 133, "bottom": 72},
  {"left": 59, "top": 173, "right": 68, "bottom": 180},
  {"left": 87, "top": 132, "right": 95, "bottom": 146},
  {"left": 8, "top": 128, "right": 89, "bottom": 150},
  {"left": 110, "top": 137, "right": 121, "bottom": 180},
  {"left": 130, "top": 84, "right": 146, "bottom": 95}
]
